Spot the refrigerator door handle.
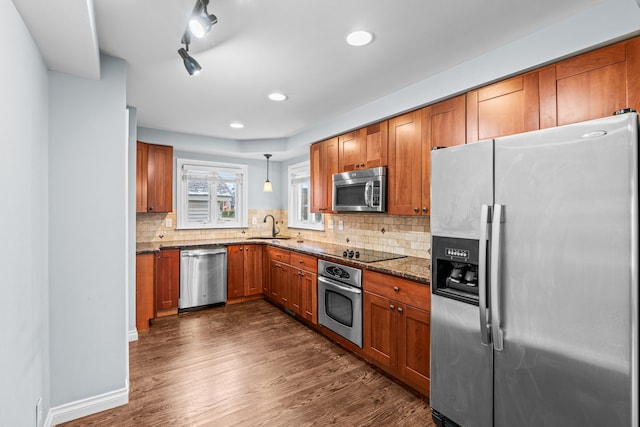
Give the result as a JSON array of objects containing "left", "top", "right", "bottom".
[
  {"left": 490, "top": 204, "right": 505, "bottom": 351},
  {"left": 479, "top": 204, "right": 492, "bottom": 346}
]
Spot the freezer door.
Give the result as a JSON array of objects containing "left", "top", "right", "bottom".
[
  {"left": 430, "top": 140, "right": 493, "bottom": 239},
  {"left": 492, "top": 113, "right": 638, "bottom": 426}
]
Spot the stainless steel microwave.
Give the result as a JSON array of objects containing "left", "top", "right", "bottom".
[{"left": 332, "top": 167, "right": 386, "bottom": 212}]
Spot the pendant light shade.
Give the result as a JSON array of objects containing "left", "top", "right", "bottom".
[{"left": 263, "top": 154, "right": 273, "bottom": 192}]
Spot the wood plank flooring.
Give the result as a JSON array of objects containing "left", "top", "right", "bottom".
[{"left": 60, "top": 300, "right": 435, "bottom": 426}]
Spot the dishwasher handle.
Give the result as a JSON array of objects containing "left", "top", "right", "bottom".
[{"left": 181, "top": 247, "right": 227, "bottom": 257}]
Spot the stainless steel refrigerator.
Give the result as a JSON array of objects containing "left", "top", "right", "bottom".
[{"left": 429, "top": 112, "right": 638, "bottom": 427}]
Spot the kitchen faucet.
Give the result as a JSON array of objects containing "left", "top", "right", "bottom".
[{"left": 263, "top": 214, "right": 280, "bottom": 238}]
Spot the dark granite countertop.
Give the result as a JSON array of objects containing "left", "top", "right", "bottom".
[{"left": 137, "top": 238, "right": 430, "bottom": 284}]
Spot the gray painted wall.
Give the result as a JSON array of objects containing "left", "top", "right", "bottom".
[
  {"left": 128, "top": 108, "right": 138, "bottom": 340},
  {"left": 0, "top": 0, "right": 50, "bottom": 425},
  {"left": 48, "top": 55, "right": 128, "bottom": 406}
]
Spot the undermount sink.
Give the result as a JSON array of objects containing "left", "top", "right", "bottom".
[{"left": 247, "top": 236, "right": 291, "bottom": 240}]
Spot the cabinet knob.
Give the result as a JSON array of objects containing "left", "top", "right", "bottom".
[
  {"left": 422, "top": 207, "right": 428, "bottom": 213},
  {"left": 389, "top": 304, "right": 395, "bottom": 310},
  {"left": 413, "top": 207, "right": 419, "bottom": 212},
  {"left": 148, "top": 206, "right": 154, "bottom": 211},
  {"left": 393, "top": 286, "right": 399, "bottom": 292},
  {"left": 240, "top": 247, "right": 244, "bottom": 251},
  {"left": 397, "top": 307, "right": 404, "bottom": 314},
  {"left": 299, "top": 260, "right": 304, "bottom": 264}
]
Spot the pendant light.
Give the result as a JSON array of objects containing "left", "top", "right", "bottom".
[{"left": 263, "top": 154, "right": 273, "bottom": 192}]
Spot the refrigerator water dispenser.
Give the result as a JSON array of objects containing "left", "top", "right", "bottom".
[{"left": 432, "top": 236, "right": 482, "bottom": 306}]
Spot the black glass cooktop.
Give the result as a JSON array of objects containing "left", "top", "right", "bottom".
[{"left": 329, "top": 248, "right": 406, "bottom": 263}]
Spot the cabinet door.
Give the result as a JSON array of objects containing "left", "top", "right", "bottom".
[
  {"left": 363, "top": 121, "right": 388, "bottom": 169},
  {"left": 155, "top": 249, "right": 179, "bottom": 316},
  {"left": 467, "top": 73, "right": 540, "bottom": 143},
  {"left": 136, "top": 253, "right": 155, "bottom": 330},
  {"left": 147, "top": 143, "right": 173, "bottom": 213},
  {"left": 553, "top": 43, "right": 628, "bottom": 126},
  {"left": 227, "top": 245, "right": 245, "bottom": 300},
  {"left": 262, "top": 247, "right": 271, "bottom": 297},
  {"left": 397, "top": 304, "right": 431, "bottom": 397},
  {"left": 301, "top": 271, "right": 317, "bottom": 324},
  {"left": 363, "top": 291, "right": 397, "bottom": 370},
  {"left": 270, "top": 260, "right": 289, "bottom": 305},
  {"left": 244, "top": 245, "right": 263, "bottom": 296},
  {"left": 289, "top": 268, "right": 303, "bottom": 315},
  {"left": 136, "top": 142, "right": 148, "bottom": 213},
  {"left": 388, "top": 111, "right": 422, "bottom": 215},
  {"left": 310, "top": 137, "right": 338, "bottom": 213},
  {"left": 338, "top": 131, "right": 364, "bottom": 172}
]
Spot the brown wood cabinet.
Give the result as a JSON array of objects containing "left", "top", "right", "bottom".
[
  {"left": 467, "top": 73, "right": 540, "bottom": 143},
  {"left": 290, "top": 252, "right": 318, "bottom": 324},
  {"left": 310, "top": 137, "right": 338, "bottom": 213},
  {"left": 136, "top": 141, "right": 173, "bottom": 213},
  {"left": 228, "top": 244, "right": 264, "bottom": 304},
  {"left": 363, "top": 270, "right": 431, "bottom": 396},
  {"left": 135, "top": 253, "right": 155, "bottom": 331},
  {"left": 387, "top": 110, "right": 425, "bottom": 215},
  {"left": 269, "top": 259, "right": 290, "bottom": 307},
  {"left": 338, "top": 122, "right": 388, "bottom": 172},
  {"left": 155, "top": 248, "right": 180, "bottom": 317}
]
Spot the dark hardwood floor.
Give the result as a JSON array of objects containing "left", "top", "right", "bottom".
[{"left": 60, "top": 300, "right": 435, "bottom": 426}]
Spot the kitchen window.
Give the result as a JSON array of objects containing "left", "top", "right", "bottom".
[
  {"left": 288, "top": 161, "right": 324, "bottom": 230},
  {"left": 177, "top": 158, "right": 248, "bottom": 229}
]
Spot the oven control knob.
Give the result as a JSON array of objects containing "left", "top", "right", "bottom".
[
  {"left": 354, "top": 251, "right": 360, "bottom": 259},
  {"left": 343, "top": 250, "right": 348, "bottom": 257}
]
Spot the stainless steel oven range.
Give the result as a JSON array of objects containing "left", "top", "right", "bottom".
[{"left": 317, "top": 259, "right": 363, "bottom": 348}]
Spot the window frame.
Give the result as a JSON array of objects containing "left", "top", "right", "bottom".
[
  {"left": 288, "top": 161, "right": 324, "bottom": 231},
  {"left": 176, "top": 158, "right": 248, "bottom": 230}
]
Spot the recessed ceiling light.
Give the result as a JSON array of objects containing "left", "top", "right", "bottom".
[
  {"left": 346, "top": 30, "right": 374, "bottom": 47},
  {"left": 268, "top": 92, "right": 288, "bottom": 102},
  {"left": 230, "top": 121, "right": 244, "bottom": 129}
]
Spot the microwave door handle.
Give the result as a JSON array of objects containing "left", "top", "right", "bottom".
[{"left": 364, "top": 181, "right": 372, "bottom": 207}]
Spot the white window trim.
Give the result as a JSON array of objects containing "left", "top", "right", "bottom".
[
  {"left": 288, "top": 160, "right": 324, "bottom": 231},
  {"left": 176, "top": 158, "right": 248, "bottom": 229}
]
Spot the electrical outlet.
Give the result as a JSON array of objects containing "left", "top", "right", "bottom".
[
  {"left": 36, "top": 397, "right": 42, "bottom": 426},
  {"left": 338, "top": 220, "right": 344, "bottom": 231},
  {"left": 165, "top": 218, "right": 172, "bottom": 228},
  {"left": 252, "top": 217, "right": 257, "bottom": 225},
  {"left": 328, "top": 219, "right": 333, "bottom": 229}
]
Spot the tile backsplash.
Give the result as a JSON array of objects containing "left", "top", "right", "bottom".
[{"left": 137, "top": 210, "right": 431, "bottom": 259}]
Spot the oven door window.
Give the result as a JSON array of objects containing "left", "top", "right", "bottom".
[{"left": 325, "top": 290, "right": 353, "bottom": 327}]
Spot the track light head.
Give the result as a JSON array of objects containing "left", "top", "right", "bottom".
[
  {"left": 189, "top": 14, "right": 218, "bottom": 38},
  {"left": 178, "top": 47, "right": 202, "bottom": 76}
]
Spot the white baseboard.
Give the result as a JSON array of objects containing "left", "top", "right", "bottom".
[
  {"left": 44, "top": 386, "right": 129, "bottom": 427},
  {"left": 128, "top": 328, "right": 138, "bottom": 342}
]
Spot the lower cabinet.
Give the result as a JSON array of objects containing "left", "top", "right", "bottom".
[
  {"left": 155, "top": 248, "right": 180, "bottom": 317},
  {"left": 363, "top": 269, "right": 431, "bottom": 396},
  {"left": 136, "top": 253, "right": 155, "bottom": 331},
  {"left": 227, "top": 244, "right": 264, "bottom": 303}
]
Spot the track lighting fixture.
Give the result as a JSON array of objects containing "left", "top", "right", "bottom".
[
  {"left": 263, "top": 154, "right": 273, "bottom": 193},
  {"left": 178, "top": 46, "right": 201, "bottom": 76},
  {"left": 179, "top": 0, "right": 218, "bottom": 75}
]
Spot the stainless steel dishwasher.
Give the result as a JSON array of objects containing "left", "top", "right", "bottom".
[{"left": 179, "top": 246, "right": 227, "bottom": 311}]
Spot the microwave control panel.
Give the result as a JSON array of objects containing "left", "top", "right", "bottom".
[{"left": 372, "top": 182, "right": 380, "bottom": 206}]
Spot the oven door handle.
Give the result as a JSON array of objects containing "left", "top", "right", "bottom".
[{"left": 318, "top": 276, "right": 362, "bottom": 294}]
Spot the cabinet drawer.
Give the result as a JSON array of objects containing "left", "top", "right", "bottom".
[
  {"left": 267, "top": 246, "right": 291, "bottom": 264},
  {"left": 364, "top": 269, "right": 430, "bottom": 311},
  {"left": 290, "top": 252, "right": 317, "bottom": 273}
]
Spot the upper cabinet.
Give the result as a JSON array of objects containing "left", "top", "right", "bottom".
[
  {"left": 466, "top": 73, "right": 540, "bottom": 143},
  {"left": 539, "top": 37, "right": 640, "bottom": 128},
  {"left": 310, "top": 137, "right": 338, "bottom": 213},
  {"left": 338, "top": 122, "right": 388, "bottom": 172},
  {"left": 136, "top": 141, "right": 173, "bottom": 213},
  {"left": 388, "top": 111, "right": 423, "bottom": 216}
]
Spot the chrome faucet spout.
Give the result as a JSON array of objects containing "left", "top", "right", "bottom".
[{"left": 263, "top": 214, "right": 280, "bottom": 238}]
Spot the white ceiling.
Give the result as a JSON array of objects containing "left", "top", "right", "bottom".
[{"left": 14, "top": 0, "right": 606, "bottom": 154}]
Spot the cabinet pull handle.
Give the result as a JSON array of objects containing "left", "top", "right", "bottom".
[
  {"left": 397, "top": 307, "right": 404, "bottom": 314},
  {"left": 389, "top": 304, "right": 395, "bottom": 310},
  {"left": 393, "top": 286, "right": 399, "bottom": 292}
]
